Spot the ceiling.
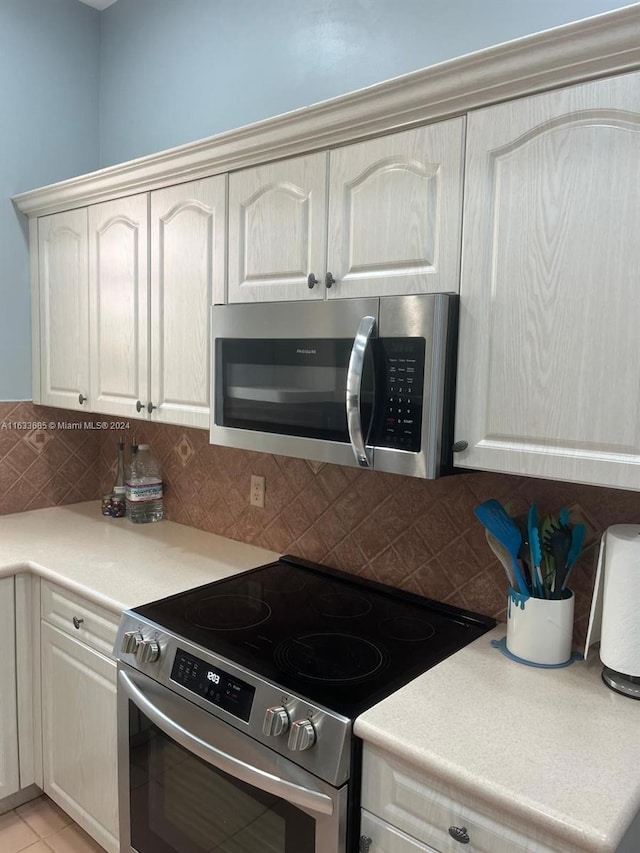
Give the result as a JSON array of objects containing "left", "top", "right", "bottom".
[{"left": 76, "top": 0, "right": 119, "bottom": 10}]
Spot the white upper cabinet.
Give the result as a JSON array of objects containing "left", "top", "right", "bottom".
[
  {"left": 227, "top": 120, "right": 465, "bottom": 303},
  {"left": 82, "top": 177, "right": 225, "bottom": 426},
  {"left": 36, "top": 209, "right": 90, "bottom": 410},
  {"left": 228, "top": 152, "right": 328, "bottom": 303},
  {"left": 454, "top": 71, "right": 640, "bottom": 490},
  {"left": 326, "top": 120, "right": 464, "bottom": 299},
  {"left": 89, "top": 194, "right": 149, "bottom": 419},
  {"left": 150, "top": 177, "right": 226, "bottom": 428}
]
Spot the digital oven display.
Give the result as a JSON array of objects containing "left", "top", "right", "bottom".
[{"left": 170, "top": 649, "right": 255, "bottom": 722}]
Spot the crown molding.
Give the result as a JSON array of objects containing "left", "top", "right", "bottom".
[{"left": 13, "top": 4, "right": 640, "bottom": 217}]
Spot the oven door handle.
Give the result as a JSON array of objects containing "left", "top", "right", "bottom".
[
  {"left": 119, "top": 669, "right": 334, "bottom": 817},
  {"left": 346, "top": 315, "right": 375, "bottom": 468}
]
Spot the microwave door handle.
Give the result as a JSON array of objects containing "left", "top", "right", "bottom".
[
  {"left": 346, "top": 315, "right": 375, "bottom": 468},
  {"left": 118, "top": 670, "right": 334, "bottom": 817}
]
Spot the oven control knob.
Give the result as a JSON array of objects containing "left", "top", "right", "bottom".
[
  {"left": 136, "top": 638, "right": 160, "bottom": 664},
  {"left": 288, "top": 719, "right": 316, "bottom": 752},
  {"left": 263, "top": 706, "right": 290, "bottom": 737},
  {"left": 121, "top": 631, "right": 143, "bottom": 655}
]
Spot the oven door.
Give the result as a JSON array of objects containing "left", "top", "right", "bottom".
[{"left": 118, "top": 665, "right": 348, "bottom": 853}]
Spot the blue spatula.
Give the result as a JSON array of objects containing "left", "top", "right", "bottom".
[
  {"left": 527, "top": 503, "right": 544, "bottom": 598},
  {"left": 474, "top": 500, "right": 529, "bottom": 595}
]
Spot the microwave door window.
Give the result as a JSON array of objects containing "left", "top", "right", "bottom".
[{"left": 218, "top": 339, "right": 374, "bottom": 443}]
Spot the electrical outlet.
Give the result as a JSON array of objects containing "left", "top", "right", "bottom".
[{"left": 250, "top": 474, "right": 265, "bottom": 508}]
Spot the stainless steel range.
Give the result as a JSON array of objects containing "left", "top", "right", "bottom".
[{"left": 115, "top": 556, "right": 495, "bottom": 853}]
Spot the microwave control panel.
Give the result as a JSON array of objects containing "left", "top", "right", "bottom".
[{"left": 374, "top": 338, "right": 426, "bottom": 452}]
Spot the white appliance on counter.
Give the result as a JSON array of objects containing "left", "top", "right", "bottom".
[{"left": 585, "top": 524, "right": 640, "bottom": 699}]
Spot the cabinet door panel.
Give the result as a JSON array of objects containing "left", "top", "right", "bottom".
[
  {"left": 38, "top": 209, "right": 89, "bottom": 409},
  {"left": 89, "top": 194, "right": 149, "bottom": 418},
  {"left": 228, "top": 153, "right": 327, "bottom": 302},
  {"left": 361, "top": 810, "right": 439, "bottom": 852},
  {"left": 150, "top": 176, "right": 226, "bottom": 428},
  {"left": 0, "top": 577, "right": 19, "bottom": 799},
  {"left": 455, "top": 71, "right": 640, "bottom": 489},
  {"left": 327, "top": 120, "right": 464, "bottom": 298},
  {"left": 41, "top": 621, "right": 118, "bottom": 853}
]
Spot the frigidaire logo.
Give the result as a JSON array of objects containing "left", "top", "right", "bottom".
[{"left": 296, "top": 348, "right": 317, "bottom": 355}]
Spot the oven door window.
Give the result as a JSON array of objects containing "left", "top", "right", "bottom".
[
  {"left": 216, "top": 338, "right": 374, "bottom": 443},
  {"left": 129, "top": 704, "right": 316, "bottom": 853}
]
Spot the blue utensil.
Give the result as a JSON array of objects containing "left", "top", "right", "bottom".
[
  {"left": 559, "top": 506, "right": 570, "bottom": 528},
  {"left": 474, "top": 500, "right": 529, "bottom": 595},
  {"left": 527, "top": 503, "right": 544, "bottom": 598}
]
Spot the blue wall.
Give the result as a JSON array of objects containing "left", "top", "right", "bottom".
[
  {"left": 0, "top": 0, "right": 100, "bottom": 400},
  {"left": 98, "top": 0, "right": 632, "bottom": 166},
  {"left": 0, "top": 0, "right": 633, "bottom": 400}
]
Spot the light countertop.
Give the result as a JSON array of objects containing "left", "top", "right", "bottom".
[
  {"left": 355, "top": 626, "right": 640, "bottom": 852},
  {"left": 2, "top": 502, "right": 638, "bottom": 851},
  {"left": 0, "top": 501, "right": 279, "bottom": 613}
]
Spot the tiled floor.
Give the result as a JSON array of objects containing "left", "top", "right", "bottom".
[{"left": 0, "top": 796, "right": 105, "bottom": 853}]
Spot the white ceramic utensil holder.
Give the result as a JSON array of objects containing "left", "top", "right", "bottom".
[{"left": 506, "top": 588, "right": 574, "bottom": 666}]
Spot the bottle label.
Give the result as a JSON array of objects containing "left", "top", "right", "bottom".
[{"left": 125, "top": 479, "right": 163, "bottom": 503}]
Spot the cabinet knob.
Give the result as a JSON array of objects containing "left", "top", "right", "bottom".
[
  {"left": 325, "top": 272, "right": 336, "bottom": 289},
  {"left": 359, "top": 837, "right": 372, "bottom": 853},
  {"left": 147, "top": 401, "right": 156, "bottom": 414},
  {"left": 448, "top": 825, "right": 470, "bottom": 844},
  {"left": 452, "top": 440, "right": 469, "bottom": 453},
  {"left": 307, "top": 273, "right": 318, "bottom": 289},
  {"left": 78, "top": 394, "right": 87, "bottom": 405},
  {"left": 72, "top": 616, "right": 84, "bottom": 630},
  {"left": 136, "top": 400, "right": 144, "bottom": 413}
]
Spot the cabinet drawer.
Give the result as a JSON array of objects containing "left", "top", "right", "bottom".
[
  {"left": 362, "top": 746, "right": 564, "bottom": 853},
  {"left": 41, "top": 581, "right": 120, "bottom": 659},
  {"left": 361, "top": 810, "right": 438, "bottom": 852}
]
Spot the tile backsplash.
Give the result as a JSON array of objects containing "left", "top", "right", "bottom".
[{"left": 3, "top": 401, "right": 640, "bottom": 645}]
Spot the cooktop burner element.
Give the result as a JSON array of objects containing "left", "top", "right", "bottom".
[
  {"left": 381, "top": 615, "right": 436, "bottom": 641},
  {"left": 275, "top": 632, "right": 388, "bottom": 683},
  {"left": 186, "top": 594, "right": 272, "bottom": 630},
  {"left": 130, "top": 555, "right": 495, "bottom": 718}
]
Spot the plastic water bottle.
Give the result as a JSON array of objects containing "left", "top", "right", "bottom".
[{"left": 125, "top": 442, "right": 163, "bottom": 523}]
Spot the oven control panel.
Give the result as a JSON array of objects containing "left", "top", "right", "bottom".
[
  {"left": 115, "top": 612, "right": 352, "bottom": 786},
  {"left": 170, "top": 649, "right": 256, "bottom": 723}
]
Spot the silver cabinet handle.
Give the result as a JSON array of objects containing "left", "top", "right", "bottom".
[
  {"left": 78, "top": 394, "right": 87, "bottom": 404},
  {"left": 307, "top": 273, "right": 318, "bottom": 289},
  {"left": 448, "top": 825, "right": 470, "bottom": 844},
  {"left": 72, "top": 616, "right": 84, "bottom": 630},
  {"left": 346, "top": 315, "right": 375, "bottom": 468},
  {"left": 325, "top": 272, "right": 336, "bottom": 289},
  {"left": 118, "top": 669, "right": 334, "bottom": 817},
  {"left": 147, "top": 402, "right": 156, "bottom": 414},
  {"left": 136, "top": 400, "right": 144, "bottom": 413}
]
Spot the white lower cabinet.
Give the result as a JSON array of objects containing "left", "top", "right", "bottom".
[
  {"left": 40, "top": 582, "right": 120, "bottom": 852},
  {"left": 0, "top": 577, "right": 20, "bottom": 800},
  {"left": 361, "top": 810, "right": 439, "bottom": 853},
  {"left": 361, "top": 745, "right": 568, "bottom": 853}
]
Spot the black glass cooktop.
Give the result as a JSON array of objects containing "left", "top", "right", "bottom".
[{"left": 133, "top": 556, "right": 495, "bottom": 718}]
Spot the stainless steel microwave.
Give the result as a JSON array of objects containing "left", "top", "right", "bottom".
[{"left": 210, "top": 294, "right": 458, "bottom": 478}]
